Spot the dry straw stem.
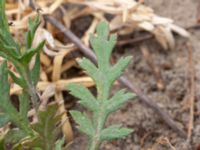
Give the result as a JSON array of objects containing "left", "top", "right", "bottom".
[
  {"left": 186, "top": 43, "right": 195, "bottom": 142},
  {"left": 10, "top": 77, "right": 94, "bottom": 95},
  {"left": 52, "top": 50, "right": 74, "bottom": 142}
]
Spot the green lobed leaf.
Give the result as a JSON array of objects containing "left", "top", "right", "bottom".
[
  {"left": 70, "top": 110, "right": 95, "bottom": 137},
  {"left": 30, "top": 104, "right": 61, "bottom": 150},
  {"left": 69, "top": 21, "right": 135, "bottom": 149},
  {"left": 109, "top": 56, "right": 132, "bottom": 84},
  {"left": 30, "top": 52, "right": 40, "bottom": 86},
  {"left": 96, "top": 21, "right": 109, "bottom": 39},
  {"left": 100, "top": 125, "right": 133, "bottom": 141},
  {"left": 67, "top": 84, "right": 99, "bottom": 112},
  {"left": 90, "top": 22, "right": 117, "bottom": 70},
  {"left": 20, "top": 40, "right": 45, "bottom": 66},
  {"left": 105, "top": 89, "right": 135, "bottom": 114},
  {"left": 78, "top": 58, "right": 98, "bottom": 81}
]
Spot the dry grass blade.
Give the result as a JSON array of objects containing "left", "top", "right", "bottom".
[
  {"left": 186, "top": 43, "right": 195, "bottom": 142},
  {"left": 10, "top": 77, "right": 94, "bottom": 95}
]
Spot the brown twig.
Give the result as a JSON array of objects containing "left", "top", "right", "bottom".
[
  {"left": 186, "top": 43, "right": 195, "bottom": 142},
  {"left": 43, "top": 15, "right": 187, "bottom": 138}
]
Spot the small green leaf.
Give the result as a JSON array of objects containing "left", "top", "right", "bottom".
[
  {"left": 0, "top": 114, "right": 9, "bottom": 127},
  {"left": 9, "top": 71, "right": 27, "bottom": 88},
  {"left": 30, "top": 52, "right": 40, "bottom": 86},
  {"left": 105, "top": 89, "right": 135, "bottom": 114},
  {"left": 69, "top": 22, "right": 135, "bottom": 149},
  {"left": 78, "top": 58, "right": 98, "bottom": 80},
  {"left": 30, "top": 104, "right": 61, "bottom": 150},
  {"left": 109, "top": 56, "right": 132, "bottom": 83},
  {"left": 100, "top": 125, "right": 133, "bottom": 141},
  {"left": 67, "top": 84, "right": 99, "bottom": 112},
  {"left": 96, "top": 22, "right": 109, "bottom": 39},
  {"left": 70, "top": 110, "right": 94, "bottom": 137},
  {"left": 90, "top": 22, "right": 116, "bottom": 70},
  {"left": 20, "top": 40, "right": 45, "bottom": 65},
  {"left": 26, "top": 16, "right": 41, "bottom": 49}
]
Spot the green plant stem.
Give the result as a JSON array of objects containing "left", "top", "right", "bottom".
[
  {"left": 24, "top": 68, "right": 40, "bottom": 111},
  {"left": 89, "top": 136, "right": 100, "bottom": 150},
  {"left": 88, "top": 107, "right": 107, "bottom": 150}
]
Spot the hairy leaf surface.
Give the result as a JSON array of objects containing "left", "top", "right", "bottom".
[
  {"left": 70, "top": 110, "right": 94, "bottom": 137},
  {"left": 105, "top": 89, "right": 135, "bottom": 114},
  {"left": 30, "top": 104, "right": 61, "bottom": 150},
  {"left": 68, "top": 84, "right": 99, "bottom": 111},
  {"left": 100, "top": 125, "right": 133, "bottom": 141}
]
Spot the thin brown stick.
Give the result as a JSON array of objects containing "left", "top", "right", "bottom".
[
  {"left": 43, "top": 15, "right": 187, "bottom": 138},
  {"left": 187, "top": 43, "right": 195, "bottom": 141}
]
